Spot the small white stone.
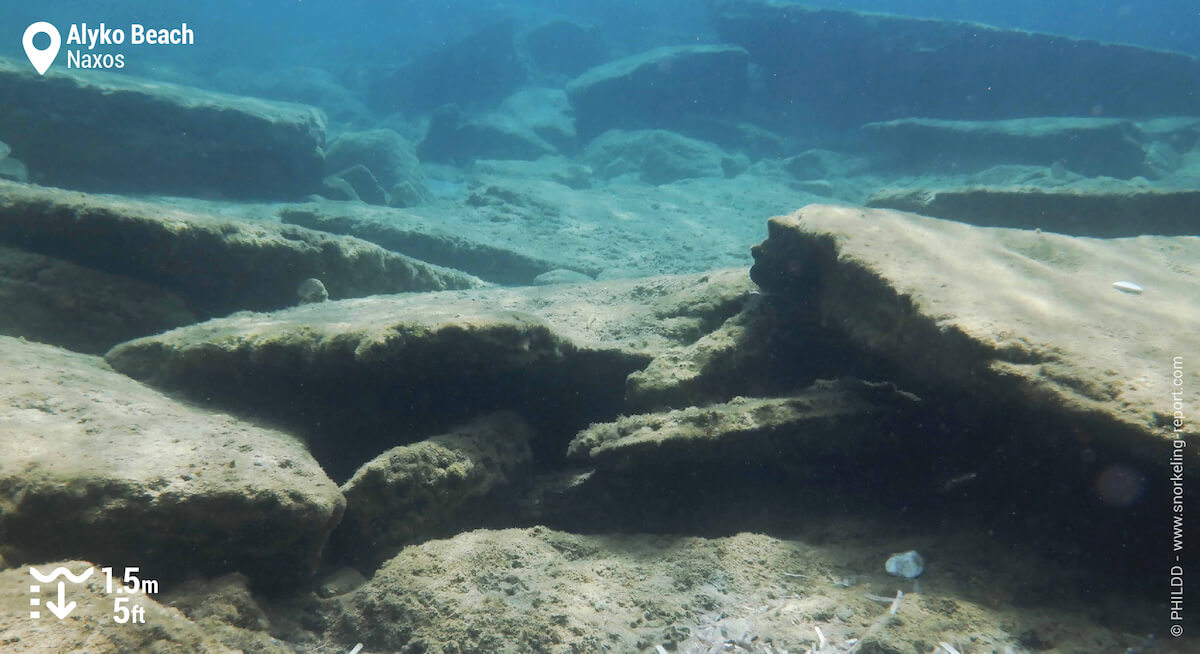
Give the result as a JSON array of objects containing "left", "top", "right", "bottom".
[
  {"left": 885, "top": 550, "right": 925, "bottom": 578},
  {"left": 1112, "top": 281, "right": 1143, "bottom": 295}
]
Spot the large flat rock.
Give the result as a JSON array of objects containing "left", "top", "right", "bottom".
[
  {"left": 861, "top": 117, "right": 1152, "bottom": 179},
  {"left": 750, "top": 205, "right": 1200, "bottom": 467},
  {"left": 0, "top": 337, "right": 345, "bottom": 587},
  {"left": 0, "top": 181, "right": 482, "bottom": 318},
  {"left": 569, "top": 381, "right": 918, "bottom": 471},
  {"left": 104, "top": 270, "right": 755, "bottom": 478},
  {"left": 0, "top": 58, "right": 325, "bottom": 199},
  {"left": 566, "top": 45, "right": 749, "bottom": 140},
  {"left": 868, "top": 184, "right": 1200, "bottom": 237},
  {"left": 280, "top": 200, "right": 584, "bottom": 285},
  {"left": 717, "top": 0, "right": 1200, "bottom": 126}
]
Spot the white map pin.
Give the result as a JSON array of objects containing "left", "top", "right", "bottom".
[{"left": 23, "top": 22, "right": 61, "bottom": 76}]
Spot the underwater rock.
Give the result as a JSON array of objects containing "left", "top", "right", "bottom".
[
  {"left": 566, "top": 45, "right": 750, "bottom": 141},
  {"left": 368, "top": 21, "right": 527, "bottom": 114},
  {"left": 210, "top": 65, "right": 372, "bottom": 129},
  {"left": 532, "top": 268, "right": 593, "bottom": 285},
  {"left": 326, "top": 163, "right": 388, "bottom": 206},
  {"left": 335, "top": 412, "right": 533, "bottom": 567},
  {"left": 0, "top": 59, "right": 325, "bottom": 199},
  {"left": 0, "top": 181, "right": 482, "bottom": 319},
  {"left": 568, "top": 382, "right": 913, "bottom": 472},
  {"left": 861, "top": 117, "right": 1152, "bottom": 179},
  {"left": 750, "top": 204, "right": 1200, "bottom": 471},
  {"left": 497, "top": 87, "right": 578, "bottom": 153},
  {"left": 158, "top": 573, "right": 295, "bottom": 652},
  {"left": 102, "top": 271, "right": 753, "bottom": 481},
  {"left": 0, "top": 337, "right": 346, "bottom": 588},
  {"left": 584, "top": 129, "right": 744, "bottom": 185},
  {"left": 296, "top": 277, "right": 329, "bottom": 304},
  {"left": 523, "top": 20, "right": 610, "bottom": 78},
  {"left": 280, "top": 200, "right": 582, "bottom": 285},
  {"left": 0, "top": 245, "right": 196, "bottom": 354},
  {"left": 0, "top": 561, "right": 267, "bottom": 654},
  {"left": 625, "top": 294, "right": 764, "bottom": 410},
  {"left": 323, "top": 128, "right": 430, "bottom": 202},
  {"left": 782, "top": 149, "right": 873, "bottom": 181},
  {"left": 418, "top": 104, "right": 557, "bottom": 165},
  {"left": 0, "top": 157, "right": 28, "bottom": 183},
  {"left": 717, "top": 0, "right": 1200, "bottom": 127},
  {"left": 867, "top": 185, "right": 1200, "bottom": 237}
]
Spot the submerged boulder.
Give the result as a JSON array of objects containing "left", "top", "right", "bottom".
[
  {"left": 584, "top": 129, "right": 746, "bottom": 184},
  {"left": 368, "top": 22, "right": 527, "bottom": 114},
  {"left": 335, "top": 412, "right": 533, "bottom": 566},
  {"left": 717, "top": 0, "right": 1200, "bottom": 126},
  {"left": 0, "top": 58, "right": 324, "bottom": 198},
  {"left": 867, "top": 184, "right": 1200, "bottom": 237},
  {"left": 750, "top": 204, "right": 1200, "bottom": 470},
  {"left": 0, "top": 337, "right": 345, "bottom": 587},
  {"left": 861, "top": 117, "right": 1153, "bottom": 179},
  {"left": 0, "top": 181, "right": 482, "bottom": 318},
  {"left": 103, "top": 271, "right": 754, "bottom": 479},
  {"left": 566, "top": 45, "right": 749, "bottom": 140},
  {"left": 418, "top": 104, "right": 557, "bottom": 165}
]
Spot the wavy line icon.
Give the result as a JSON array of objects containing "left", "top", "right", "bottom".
[{"left": 29, "top": 566, "right": 93, "bottom": 583}]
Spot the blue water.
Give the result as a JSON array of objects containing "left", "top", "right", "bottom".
[{"left": 2, "top": 0, "right": 1197, "bottom": 76}]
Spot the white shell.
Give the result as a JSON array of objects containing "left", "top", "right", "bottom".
[
  {"left": 885, "top": 550, "right": 925, "bottom": 578},
  {"left": 1112, "top": 281, "right": 1143, "bottom": 295}
]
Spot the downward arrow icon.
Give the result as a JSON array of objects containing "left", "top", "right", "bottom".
[{"left": 46, "top": 582, "right": 76, "bottom": 619}]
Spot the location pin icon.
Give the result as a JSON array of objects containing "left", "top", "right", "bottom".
[{"left": 23, "top": 22, "right": 61, "bottom": 76}]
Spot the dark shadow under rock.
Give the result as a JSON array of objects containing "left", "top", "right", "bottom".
[{"left": 0, "top": 245, "right": 196, "bottom": 354}]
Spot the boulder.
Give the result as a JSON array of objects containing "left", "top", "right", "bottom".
[
  {"left": 323, "top": 128, "right": 430, "bottom": 202},
  {"left": 417, "top": 105, "right": 557, "bottom": 165},
  {"left": 368, "top": 22, "right": 527, "bottom": 114},
  {"left": 523, "top": 21, "right": 610, "bottom": 78},
  {"left": 861, "top": 117, "right": 1152, "bottom": 179},
  {"left": 497, "top": 88, "right": 578, "bottom": 152},
  {"left": 566, "top": 45, "right": 749, "bottom": 140},
  {"left": 533, "top": 269, "right": 594, "bottom": 285},
  {"left": 716, "top": 0, "right": 1200, "bottom": 126},
  {"left": 0, "top": 181, "right": 482, "bottom": 318},
  {"left": 0, "top": 246, "right": 196, "bottom": 354},
  {"left": 102, "top": 271, "right": 755, "bottom": 479},
  {"left": 280, "top": 200, "right": 589, "bottom": 285},
  {"left": 324, "top": 164, "right": 389, "bottom": 206},
  {"left": 569, "top": 381, "right": 918, "bottom": 471},
  {"left": 335, "top": 412, "right": 533, "bottom": 566},
  {"left": 0, "top": 58, "right": 325, "bottom": 199},
  {"left": 584, "top": 129, "right": 745, "bottom": 184},
  {"left": 867, "top": 185, "right": 1200, "bottom": 237},
  {"left": 210, "top": 65, "right": 372, "bottom": 128},
  {"left": 749, "top": 205, "right": 1200, "bottom": 471},
  {"left": 0, "top": 337, "right": 345, "bottom": 587}
]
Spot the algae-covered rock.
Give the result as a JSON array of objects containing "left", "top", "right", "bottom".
[
  {"left": 336, "top": 412, "right": 533, "bottom": 566},
  {"left": 0, "top": 337, "right": 345, "bottom": 588}
]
